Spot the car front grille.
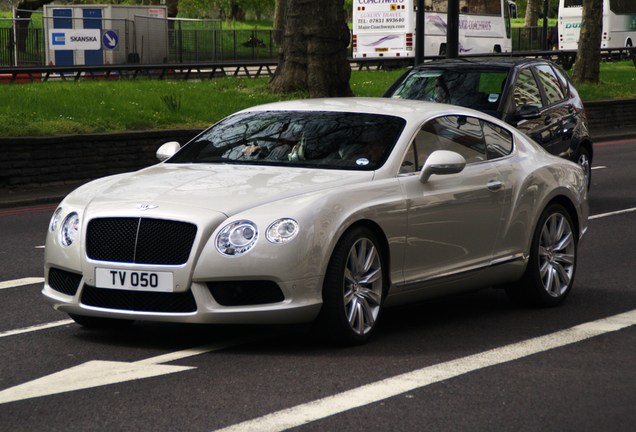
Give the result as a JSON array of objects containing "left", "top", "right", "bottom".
[
  {"left": 86, "top": 217, "right": 197, "bottom": 265},
  {"left": 81, "top": 285, "right": 197, "bottom": 313},
  {"left": 207, "top": 281, "right": 285, "bottom": 306},
  {"left": 48, "top": 267, "right": 82, "bottom": 296}
]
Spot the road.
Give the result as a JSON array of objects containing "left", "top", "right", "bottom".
[{"left": 1, "top": 138, "right": 635, "bottom": 431}]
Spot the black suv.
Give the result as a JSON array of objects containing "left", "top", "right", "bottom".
[{"left": 384, "top": 58, "right": 593, "bottom": 188}]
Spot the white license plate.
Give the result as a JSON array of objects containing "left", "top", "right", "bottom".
[{"left": 95, "top": 268, "right": 174, "bottom": 292}]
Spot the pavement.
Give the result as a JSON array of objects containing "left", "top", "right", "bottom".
[{"left": 1, "top": 127, "right": 635, "bottom": 211}]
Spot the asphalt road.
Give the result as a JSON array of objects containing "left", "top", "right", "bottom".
[{"left": 1, "top": 138, "right": 635, "bottom": 432}]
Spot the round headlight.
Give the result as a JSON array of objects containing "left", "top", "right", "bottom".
[
  {"left": 216, "top": 220, "right": 258, "bottom": 256},
  {"left": 60, "top": 212, "right": 80, "bottom": 247},
  {"left": 266, "top": 219, "right": 299, "bottom": 244},
  {"left": 49, "top": 207, "right": 63, "bottom": 232}
]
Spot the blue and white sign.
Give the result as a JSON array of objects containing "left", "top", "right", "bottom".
[
  {"left": 102, "top": 30, "right": 119, "bottom": 50},
  {"left": 48, "top": 29, "right": 101, "bottom": 50}
]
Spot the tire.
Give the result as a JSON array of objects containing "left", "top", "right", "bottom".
[
  {"left": 506, "top": 203, "right": 577, "bottom": 307},
  {"left": 574, "top": 146, "right": 592, "bottom": 190},
  {"left": 318, "top": 227, "right": 385, "bottom": 345},
  {"left": 69, "top": 313, "right": 134, "bottom": 329}
]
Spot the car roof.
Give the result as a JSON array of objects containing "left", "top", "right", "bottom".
[
  {"left": 236, "top": 97, "right": 489, "bottom": 123},
  {"left": 410, "top": 56, "right": 556, "bottom": 71}
]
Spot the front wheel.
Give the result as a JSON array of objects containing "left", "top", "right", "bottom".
[
  {"left": 318, "top": 227, "right": 385, "bottom": 345},
  {"left": 506, "top": 204, "right": 577, "bottom": 307}
]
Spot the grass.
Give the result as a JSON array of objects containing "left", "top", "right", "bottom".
[{"left": 0, "top": 62, "right": 634, "bottom": 137}]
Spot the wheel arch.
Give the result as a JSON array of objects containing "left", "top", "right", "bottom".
[
  {"left": 542, "top": 195, "right": 581, "bottom": 240},
  {"left": 338, "top": 219, "right": 392, "bottom": 290}
]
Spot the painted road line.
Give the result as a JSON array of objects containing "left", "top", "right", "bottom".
[
  {"left": 0, "top": 339, "right": 251, "bottom": 404},
  {"left": 215, "top": 309, "right": 636, "bottom": 432},
  {"left": 0, "top": 320, "right": 73, "bottom": 339},
  {"left": 0, "top": 278, "right": 44, "bottom": 290}
]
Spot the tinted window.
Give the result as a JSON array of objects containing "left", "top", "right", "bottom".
[
  {"left": 169, "top": 111, "right": 406, "bottom": 171},
  {"left": 390, "top": 69, "right": 509, "bottom": 116},
  {"left": 535, "top": 65, "right": 566, "bottom": 105},
  {"left": 513, "top": 68, "right": 543, "bottom": 108}
]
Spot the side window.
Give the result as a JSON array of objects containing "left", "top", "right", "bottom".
[
  {"left": 535, "top": 65, "right": 566, "bottom": 105},
  {"left": 549, "top": 65, "right": 571, "bottom": 98},
  {"left": 401, "top": 115, "right": 487, "bottom": 172},
  {"left": 483, "top": 121, "right": 513, "bottom": 160},
  {"left": 513, "top": 68, "right": 543, "bottom": 108}
]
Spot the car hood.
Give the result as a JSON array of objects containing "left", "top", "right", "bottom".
[{"left": 70, "top": 163, "right": 374, "bottom": 216}]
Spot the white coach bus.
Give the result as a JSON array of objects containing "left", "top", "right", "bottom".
[
  {"left": 558, "top": 0, "right": 636, "bottom": 50},
  {"left": 352, "top": 0, "right": 513, "bottom": 60}
]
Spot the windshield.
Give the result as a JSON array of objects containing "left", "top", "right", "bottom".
[
  {"left": 389, "top": 68, "right": 509, "bottom": 116},
  {"left": 168, "top": 111, "right": 406, "bottom": 170}
]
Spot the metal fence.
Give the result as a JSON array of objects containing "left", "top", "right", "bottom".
[{"left": 0, "top": 21, "right": 564, "bottom": 68}]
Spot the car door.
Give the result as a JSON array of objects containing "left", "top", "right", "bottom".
[
  {"left": 397, "top": 115, "right": 509, "bottom": 287},
  {"left": 533, "top": 63, "right": 575, "bottom": 158},
  {"left": 505, "top": 66, "right": 563, "bottom": 155}
]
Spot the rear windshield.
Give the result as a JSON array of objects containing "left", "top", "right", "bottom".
[
  {"left": 388, "top": 69, "right": 509, "bottom": 116},
  {"left": 168, "top": 111, "right": 406, "bottom": 171}
]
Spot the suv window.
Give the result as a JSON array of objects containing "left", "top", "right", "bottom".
[
  {"left": 535, "top": 64, "right": 566, "bottom": 105},
  {"left": 401, "top": 115, "right": 513, "bottom": 173},
  {"left": 513, "top": 68, "right": 543, "bottom": 108}
]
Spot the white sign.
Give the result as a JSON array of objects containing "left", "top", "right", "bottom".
[{"left": 49, "top": 29, "right": 101, "bottom": 50}]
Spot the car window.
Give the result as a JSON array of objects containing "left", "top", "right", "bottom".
[
  {"left": 535, "top": 64, "right": 566, "bottom": 105},
  {"left": 401, "top": 115, "right": 487, "bottom": 172},
  {"left": 512, "top": 68, "right": 543, "bottom": 108},
  {"left": 549, "top": 64, "right": 571, "bottom": 98},
  {"left": 483, "top": 121, "right": 513, "bottom": 159},
  {"left": 168, "top": 111, "right": 406, "bottom": 171},
  {"left": 389, "top": 69, "right": 509, "bottom": 116}
]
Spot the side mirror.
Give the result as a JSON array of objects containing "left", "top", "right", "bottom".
[
  {"left": 514, "top": 104, "right": 541, "bottom": 119},
  {"left": 156, "top": 141, "right": 181, "bottom": 161},
  {"left": 419, "top": 150, "right": 466, "bottom": 183}
]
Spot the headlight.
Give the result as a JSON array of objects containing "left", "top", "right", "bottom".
[
  {"left": 216, "top": 220, "right": 258, "bottom": 256},
  {"left": 49, "top": 207, "right": 63, "bottom": 232},
  {"left": 266, "top": 219, "right": 299, "bottom": 244},
  {"left": 60, "top": 212, "right": 80, "bottom": 247}
]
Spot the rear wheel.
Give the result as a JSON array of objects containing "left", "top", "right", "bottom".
[
  {"left": 506, "top": 204, "right": 577, "bottom": 307},
  {"left": 318, "top": 227, "right": 385, "bottom": 345}
]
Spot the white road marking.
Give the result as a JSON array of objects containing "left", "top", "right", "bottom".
[
  {"left": 0, "top": 340, "right": 249, "bottom": 405},
  {"left": 0, "top": 320, "right": 73, "bottom": 339},
  {"left": 215, "top": 309, "right": 636, "bottom": 432},
  {"left": 35, "top": 245, "right": 45, "bottom": 249},
  {"left": 0, "top": 278, "right": 44, "bottom": 290},
  {"left": 590, "top": 206, "right": 636, "bottom": 220},
  {"left": 591, "top": 166, "right": 606, "bottom": 170}
]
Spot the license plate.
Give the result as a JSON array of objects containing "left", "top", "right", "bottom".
[{"left": 95, "top": 268, "right": 174, "bottom": 292}]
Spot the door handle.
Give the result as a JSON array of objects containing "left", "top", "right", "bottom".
[{"left": 487, "top": 180, "right": 503, "bottom": 191}]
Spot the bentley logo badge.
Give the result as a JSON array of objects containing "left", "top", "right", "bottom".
[{"left": 136, "top": 203, "right": 158, "bottom": 211}]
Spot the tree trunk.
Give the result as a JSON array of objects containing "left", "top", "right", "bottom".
[
  {"left": 524, "top": 0, "right": 541, "bottom": 27},
  {"left": 269, "top": 0, "right": 353, "bottom": 98},
  {"left": 572, "top": 0, "right": 603, "bottom": 83},
  {"left": 14, "top": 0, "right": 54, "bottom": 53}
]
